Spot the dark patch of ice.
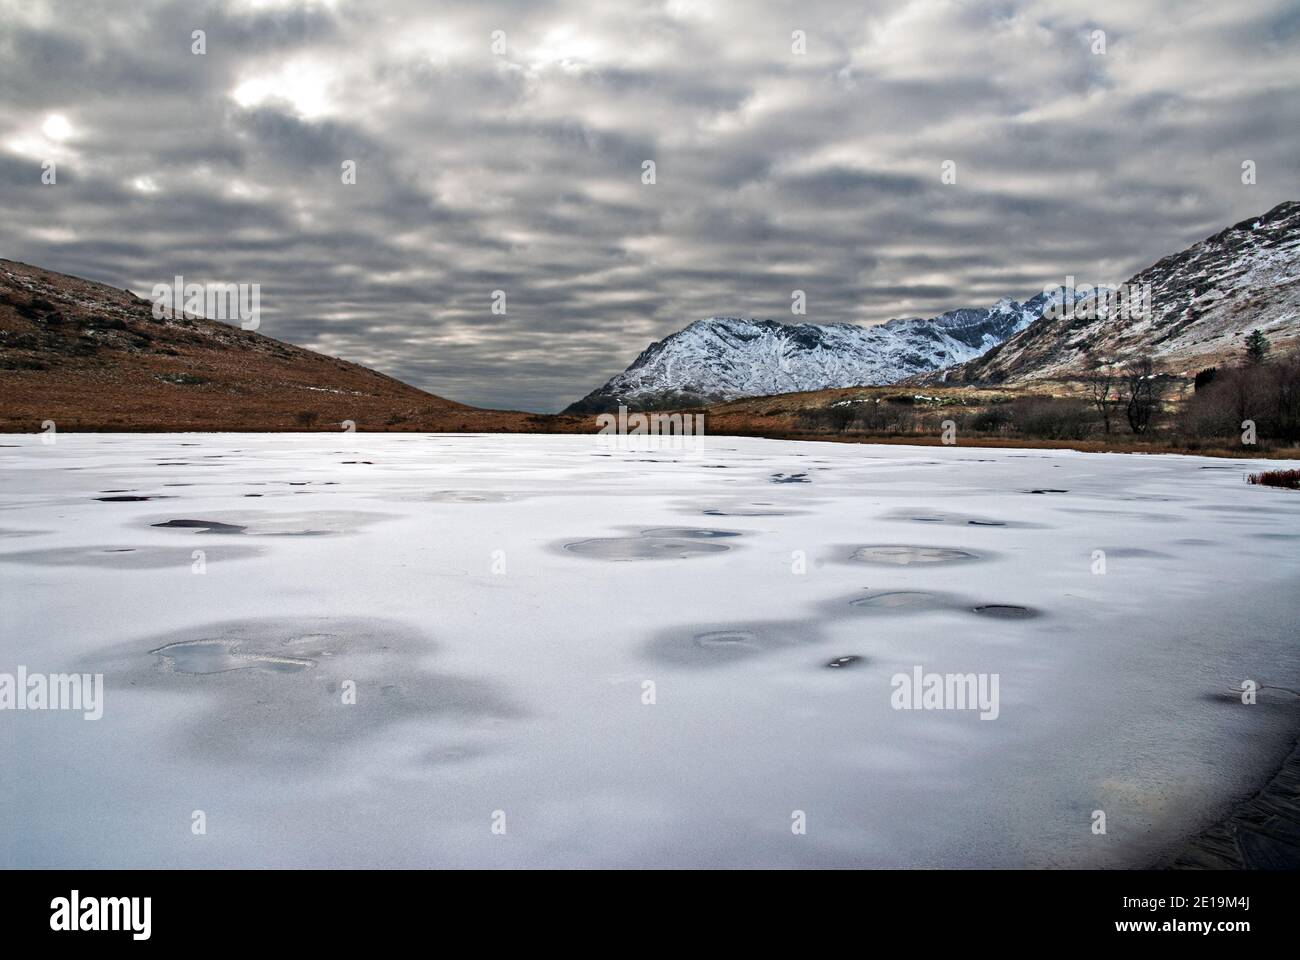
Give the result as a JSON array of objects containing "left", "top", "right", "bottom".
[
  {"left": 971, "top": 604, "right": 1039, "bottom": 620},
  {"left": 848, "top": 590, "right": 952, "bottom": 611},
  {"left": 563, "top": 536, "right": 732, "bottom": 561},
  {"left": 847, "top": 545, "right": 979, "bottom": 565},
  {"left": 880, "top": 508, "right": 1028, "bottom": 529},
  {"left": 422, "top": 491, "right": 514, "bottom": 503},
  {"left": 83, "top": 617, "right": 520, "bottom": 767},
  {"left": 645, "top": 620, "right": 822, "bottom": 667},
  {"left": 1099, "top": 547, "right": 1170, "bottom": 558},
  {"left": 151, "top": 519, "right": 249, "bottom": 534},
  {"left": 0, "top": 544, "right": 262, "bottom": 568},
  {"left": 640, "top": 527, "right": 741, "bottom": 539},
  {"left": 148, "top": 511, "right": 387, "bottom": 536},
  {"left": 151, "top": 639, "right": 315, "bottom": 675},
  {"left": 702, "top": 507, "right": 793, "bottom": 516},
  {"left": 826, "top": 656, "right": 864, "bottom": 669}
]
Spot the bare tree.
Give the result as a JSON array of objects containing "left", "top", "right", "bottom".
[
  {"left": 1230, "top": 363, "right": 1258, "bottom": 427},
  {"left": 1083, "top": 369, "right": 1118, "bottom": 434},
  {"left": 1121, "top": 356, "right": 1167, "bottom": 434}
]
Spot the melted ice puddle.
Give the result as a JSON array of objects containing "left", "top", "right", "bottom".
[{"left": 150, "top": 639, "right": 316, "bottom": 675}]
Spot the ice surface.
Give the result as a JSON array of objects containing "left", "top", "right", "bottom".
[{"left": 1, "top": 433, "right": 1298, "bottom": 868}]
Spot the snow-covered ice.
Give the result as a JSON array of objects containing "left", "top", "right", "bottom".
[{"left": 1, "top": 433, "right": 1298, "bottom": 868}]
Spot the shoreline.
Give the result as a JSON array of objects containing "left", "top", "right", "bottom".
[
  {"left": 1163, "top": 727, "right": 1300, "bottom": 870},
  {"left": 2, "top": 426, "right": 1299, "bottom": 462}
]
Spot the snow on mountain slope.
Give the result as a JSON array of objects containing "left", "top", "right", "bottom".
[
  {"left": 568, "top": 202, "right": 1300, "bottom": 412},
  {"left": 934, "top": 200, "right": 1300, "bottom": 385},
  {"left": 564, "top": 296, "right": 1053, "bottom": 413}
]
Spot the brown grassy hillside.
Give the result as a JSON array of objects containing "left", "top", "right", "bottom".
[{"left": 0, "top": 259, "right": 587, "bottom": 433}]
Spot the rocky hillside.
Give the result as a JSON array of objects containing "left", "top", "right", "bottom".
[
  {"left": 564, "top": 295, "right": 1058, "bottom": 414},
  {"left": 0, "top": 259, "right": 566, "bottom": 432},
  {"left": 932, "top": 201, "right": 1300, "bottom": 385}
]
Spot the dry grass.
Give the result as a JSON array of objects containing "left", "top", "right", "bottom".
[
  {"left": 0, "top": 259, "right": 591, "bottom": 434},
  {"left": 1247, "top": 469, "right": 1300, "bottom": 488},
  {"left": 701, "top": 381, "right": 1300, "bottom": 459},
  {"left": 715, "top": 428, "right": 1297, "bottom": 458}
]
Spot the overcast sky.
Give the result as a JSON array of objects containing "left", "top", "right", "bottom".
[{"left": 2, "top": 0, "right": 1297, "bottom": 411}]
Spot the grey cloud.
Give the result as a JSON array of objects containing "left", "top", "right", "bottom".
[{"left": 2, "top": 0, "right": 1297, "bottom": 412}]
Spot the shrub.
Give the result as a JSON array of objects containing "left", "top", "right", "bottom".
[
  {"left": 1247, "top": 469, "right": 1300, "bottom": 489},
  {"left": 796, "top": 406, "right": 857, "bottom": 432},
  {"left": 966, "top": 406, "right": 1012, "bottom": 434},
  {"left": 1010, "top": 398, "right": 1095, "bottom": 440},
  {"left": 1181, "top": 349, "right": 1300, "bottom": 443},
  {"left": 828, "top": 405, "right": 857, "bottom": 431}
]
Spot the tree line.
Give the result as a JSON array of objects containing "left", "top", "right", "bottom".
[{"left": 794, "top": 330, "right": 1299, "bottom": 450}]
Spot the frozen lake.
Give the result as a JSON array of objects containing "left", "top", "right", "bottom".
[{"left": 2, "top": 432, "right": 1299, "bottom": 868}]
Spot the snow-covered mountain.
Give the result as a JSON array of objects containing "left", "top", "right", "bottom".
[
  {"left": 933, "top": 200, "right": 1300, "bottom": 385},
  {"left": 566, "top": 202, "right": 1300, "bottom": 412},
  {"left": 564, "top": 295, "right": 1059, "bottom": 413}
]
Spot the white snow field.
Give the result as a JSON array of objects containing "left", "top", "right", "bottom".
[{"left": 1, "top": 432, "right": 1298, "bottom": 869}]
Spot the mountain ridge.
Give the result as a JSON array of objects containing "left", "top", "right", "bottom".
[
  {"left": 566, "top": 201, "right": 1300, "bottom": 411},
  {"left": 563, "top": 293, "right": 1062, "bottom": 414},
  {"left": 927, "top": 200, "right": 1300, "bottom": 385}
]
